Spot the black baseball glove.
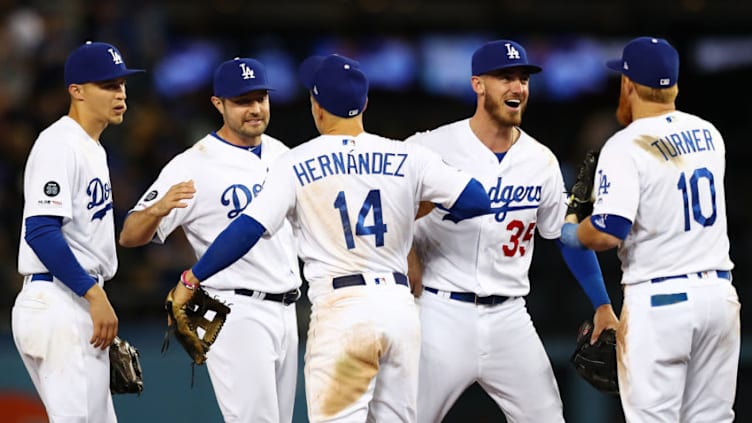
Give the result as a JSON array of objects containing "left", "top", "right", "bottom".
[
  {"left": 162, "top": 287, "right": 230, "bottom": 365},
  {"left": 570, "top": 320, "right": 619, "bottom": 396},
  {"left": 567, "top": 150, "right": 599, "bottom": 222},
  {"left": 110, "top": 336, "right": 144, "bottom": 395}
]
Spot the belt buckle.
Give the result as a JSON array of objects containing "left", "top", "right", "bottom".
[
  {"left": 474, "top": 294, "right": 480, "bottom": 306},
  {"left": 284, "top": 289, "right": 301, "bottom": 305}
]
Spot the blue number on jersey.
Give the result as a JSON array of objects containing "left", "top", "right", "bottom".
[
  {"left": 333, "top": 189, "right": 388, "bottom": 249},
  {"left": 677, "top": 167, "right": 717, "bottom": 231},
  {"left": 597, "top": 169, "right": 611, "bottom": 196}
]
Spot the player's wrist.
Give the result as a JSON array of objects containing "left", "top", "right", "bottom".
[
  {"left": 561, "top": 222, "right": 585, "bottom": 249},
  {"left": 180, "top": 270, "right": 199, "bottom": 290}
]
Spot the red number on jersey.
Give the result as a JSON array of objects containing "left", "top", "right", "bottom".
[{"left": 502, "top": 220, "right": 536, "bottom": 257}]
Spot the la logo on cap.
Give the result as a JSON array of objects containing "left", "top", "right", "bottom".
[
  {"left": 107, "top": 48, "right": 123, "bottom": 65},
  {"left": 505, "top": 43, "right": 521, "bottom": 60},
  {"left": 239, "top": 62, "right": 255, "bottom": 80}
]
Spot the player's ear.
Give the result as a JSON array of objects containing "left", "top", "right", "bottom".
[
  {"left": 210, "top": 96, "right": 224, "bottom": 113},
  {"left": 68, "top": 84, "right": 84, "bottom": 100},
  {"left": 311, "top": 99, "right": 323, "bottom": 119},
  {"left": 470, "top": 75, "right": 484, "bottom": 96},
  {"left": 622, "top": 75, "right": 634, "bottom": 96}
]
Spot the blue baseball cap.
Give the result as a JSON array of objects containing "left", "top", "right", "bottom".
[
  {"left": 213, "top": 57, "right": 274, "bottom": 98},
  {"left": 606, "top": 37, "right": 679, "bottom": 88},
  {"left": 299, "top": 54, "right": 368, "bottom": 118},
  {"left": 471, "top": 40, "right": 542, "bottom": 76},
  {"left": 64, "top": 41, "right": 144, "bottom": 86}
]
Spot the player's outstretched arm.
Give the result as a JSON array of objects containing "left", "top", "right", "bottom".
[
  {"left": 170, "top": 214, "right": 267, "bottom": 306},
  {"left": 119, "top": 180, "right": 196, "bottom": 247},
  {"left": 556, "top": 239, "right": 618, "bottom": 341},
  {"left": 561, "top": 215, "right": 626, "bottom": 252}
]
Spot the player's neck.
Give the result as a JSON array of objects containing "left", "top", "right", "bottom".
[
  {"left": 469, "top": 115, "right": 519, "bottom": 153},
  {"left": 632, "top": 101, "right": 676, "bottom": 121},
  {"left": 68, "top": 107, "right": 106, "bottom": 143},
  {"left": 319, "top": 117, "right": 364, "bottom": 137}
]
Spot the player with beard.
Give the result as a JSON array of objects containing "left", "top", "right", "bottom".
[
  {"left": 561, "top": 36, "right": 739, "bottom": 422},
  {"left": 120, "top": 57, "right": 302, "bottom": 422},
  {"left": 406, "top": 39, "right": 617, "bottom": 422}
]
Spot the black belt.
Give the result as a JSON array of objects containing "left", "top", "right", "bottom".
[
  {"left": 234, "top": 288, "right": 301, "bottom": 305},
  {"left": 332, "top": 273, "right": 409, "bottom": 289},
  {"left": 423, "top": 286, "right": 510, "bottom": 306},
  {"left": 651, "top": 270, "right": 731, "bottom": 283}
]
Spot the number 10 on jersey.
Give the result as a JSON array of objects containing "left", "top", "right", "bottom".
[
  {"left": 677, "top": 167, "right": 717, "bottom": 231},
  {"left": 334, "top": 189, "right": 388, "bottom": 249}
]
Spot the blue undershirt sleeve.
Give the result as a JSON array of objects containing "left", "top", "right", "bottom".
[
  {"left": 24, "top": 216, "right": 97, "bottom": 296},
  {"left": 191, "top": 214, "right": 266, "bottom": 281},
  {"left": 556, "top": 239, "right": 611, "bottom": 309}
]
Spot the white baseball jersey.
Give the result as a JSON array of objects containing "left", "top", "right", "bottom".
[
  {"left": 18, "top": 115, "right": 117, "bottom": 281},
  {"left": 14, "top": 115, "right": 117, "bottom": 422},
  {"left": 596, "top": 110, "right": 739, "bottom": 423},
  {"left": 406, "top": 119, "right": 566, "bottom": 423},
  {"left": 130, "top": 133, "right": 300, "bottom": 292},
  {"left": 246, "top": 131, "right": 471, "bottom": 422},
  {"left": 592, "top": 110, "right": 733, "bottom": 284},
  {"left": 246, "top": 132, "right": 472, "bottom": 302},
  {"left": 407, "top": 119, "right": 568, "bottom": 297}
]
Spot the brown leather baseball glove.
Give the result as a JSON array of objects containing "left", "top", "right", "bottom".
[{"left": 162, "top": 287, "right": 230, "bottom": 365}]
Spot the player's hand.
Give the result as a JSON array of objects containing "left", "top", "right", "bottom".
[
  {"left": 84, "top": 284, "right": 119, "bottom": 350},
  {"left": 591, "top": 303, "right": 619, "bottom": 344},
  {"left": 148, "top": 180, "right": 196, "bottom": 218},
  {"left": 167, "top": 277, "right": 197, "bottom": 326}
]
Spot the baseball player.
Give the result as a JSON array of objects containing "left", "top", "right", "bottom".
[
  {"left": 561, "top": 36, "right": 740, "bottom": 422},
  {"left": 405, "top": 39, "right": 617, "bottom": 423},
  {"left": 170, "top": 54, "right": 493, "bottom": 422},
  {"left": 12, "top": 41, "right": 143, "bottom": 422},
  {"left": 119, "top": 57, "right": 302, "bottom": 423}
]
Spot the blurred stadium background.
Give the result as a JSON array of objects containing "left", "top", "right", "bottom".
[{"left": 0, "top": 0, "right": 750, "bottom": 421}]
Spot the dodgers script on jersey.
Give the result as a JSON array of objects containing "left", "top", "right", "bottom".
[
  {"left": 592, "top": 111, "right": 733, "bottom": 284},
  {"left": 407, "top": 119, "right": 568, "bottom": 297},
  {"left": 245, "top": 132, "right": 472, "bottom": 302},
  {"left": 18, "top": 116, "right": 117, "bottom": 280},
  {"left": 130, "top": 134, "right": 300, "bottom": 292}
]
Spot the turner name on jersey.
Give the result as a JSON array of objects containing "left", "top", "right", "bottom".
[{"left": 650, "top": 126, "right": 717, "bottom": 161}]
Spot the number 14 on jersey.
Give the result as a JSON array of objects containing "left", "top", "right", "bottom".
[{"left": 334, "top": 189, "right": 388, "bottom": 249}]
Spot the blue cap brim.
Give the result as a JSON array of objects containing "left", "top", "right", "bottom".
[
  {"left": 83, "top": 68, "right": 145, "bottom": 85},
  {"left": 475, "top": 63, "right": 543, "bottom": 75},
  {"left": 606, "top": 59, "right": 623, "bottom": 73},
  {"left": 219, "top": 85, "right": 275, "bottom": 98}
]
